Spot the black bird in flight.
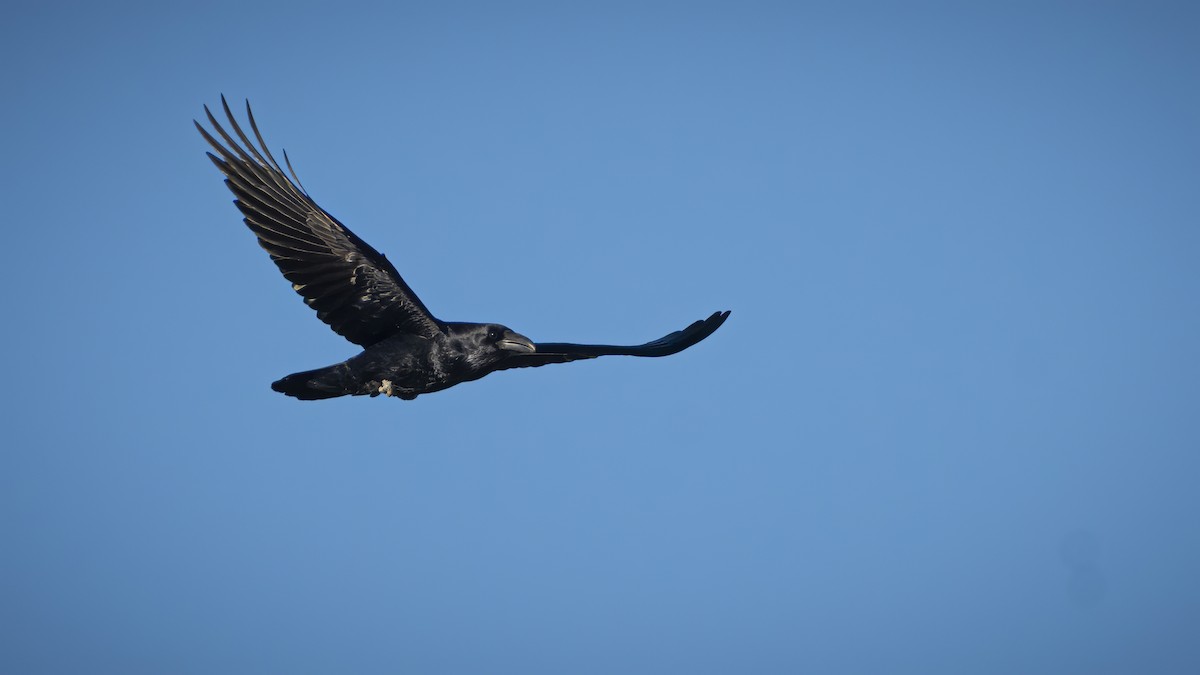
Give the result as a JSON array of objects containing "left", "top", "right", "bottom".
[{"left": 196, "top": 97, "right": 730, "bottom": 401}]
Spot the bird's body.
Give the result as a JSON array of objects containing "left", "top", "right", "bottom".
[
  {"left": 274, "top": 324, "right": 534, "bottom": 400},
  {"left": 196, "top": 97, "right": 728, "bottom": 401}
]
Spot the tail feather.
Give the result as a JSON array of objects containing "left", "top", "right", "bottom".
[{"left": 271, "top": 363, "right": 356, "bottom": 400}]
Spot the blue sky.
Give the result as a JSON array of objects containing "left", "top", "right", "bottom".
[{"left": 2, "top": 1, "right": 1198, "bottom": 673}]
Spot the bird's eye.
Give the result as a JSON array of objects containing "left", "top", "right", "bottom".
[{"left": 488, "top": 328, "right": 499, "bottom": 340}]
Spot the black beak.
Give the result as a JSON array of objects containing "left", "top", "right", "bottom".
[{"left": 497, "top": 329, "right": 536, "bottom": 353}]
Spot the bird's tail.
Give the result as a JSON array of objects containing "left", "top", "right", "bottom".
[{"left": 271, "top": 363, "right": 358, "bottom": 400}]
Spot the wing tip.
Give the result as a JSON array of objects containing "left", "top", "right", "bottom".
[{"left": 695, "top": 309, "right": 731, "bottom": 334}]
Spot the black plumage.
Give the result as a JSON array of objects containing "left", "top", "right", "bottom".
[{"left": 196, "top": 97, "right": 729, "bottom": 401}]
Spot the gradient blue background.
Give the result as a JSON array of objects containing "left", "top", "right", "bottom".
[{"left": 3, "top": 2, "right": 1198, "bottom": 673}]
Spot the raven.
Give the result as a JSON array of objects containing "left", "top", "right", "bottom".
[{"left": 196, "top": 97, "right": 730, "bottom": 401}]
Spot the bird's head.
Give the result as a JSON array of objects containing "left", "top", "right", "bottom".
[
  {"left": 487, "top": 324, "right": 536, "bottom": 355},
  {"left": 447, "top": 322, "right": 536, "bottom": 370}
]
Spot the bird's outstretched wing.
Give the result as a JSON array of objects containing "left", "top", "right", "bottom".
[
  {"left": 495, "top": 311, "right": 730, "bottom": 371},
  {"left": 196, "top": 96, "right": 443, "bottom": 347}
]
